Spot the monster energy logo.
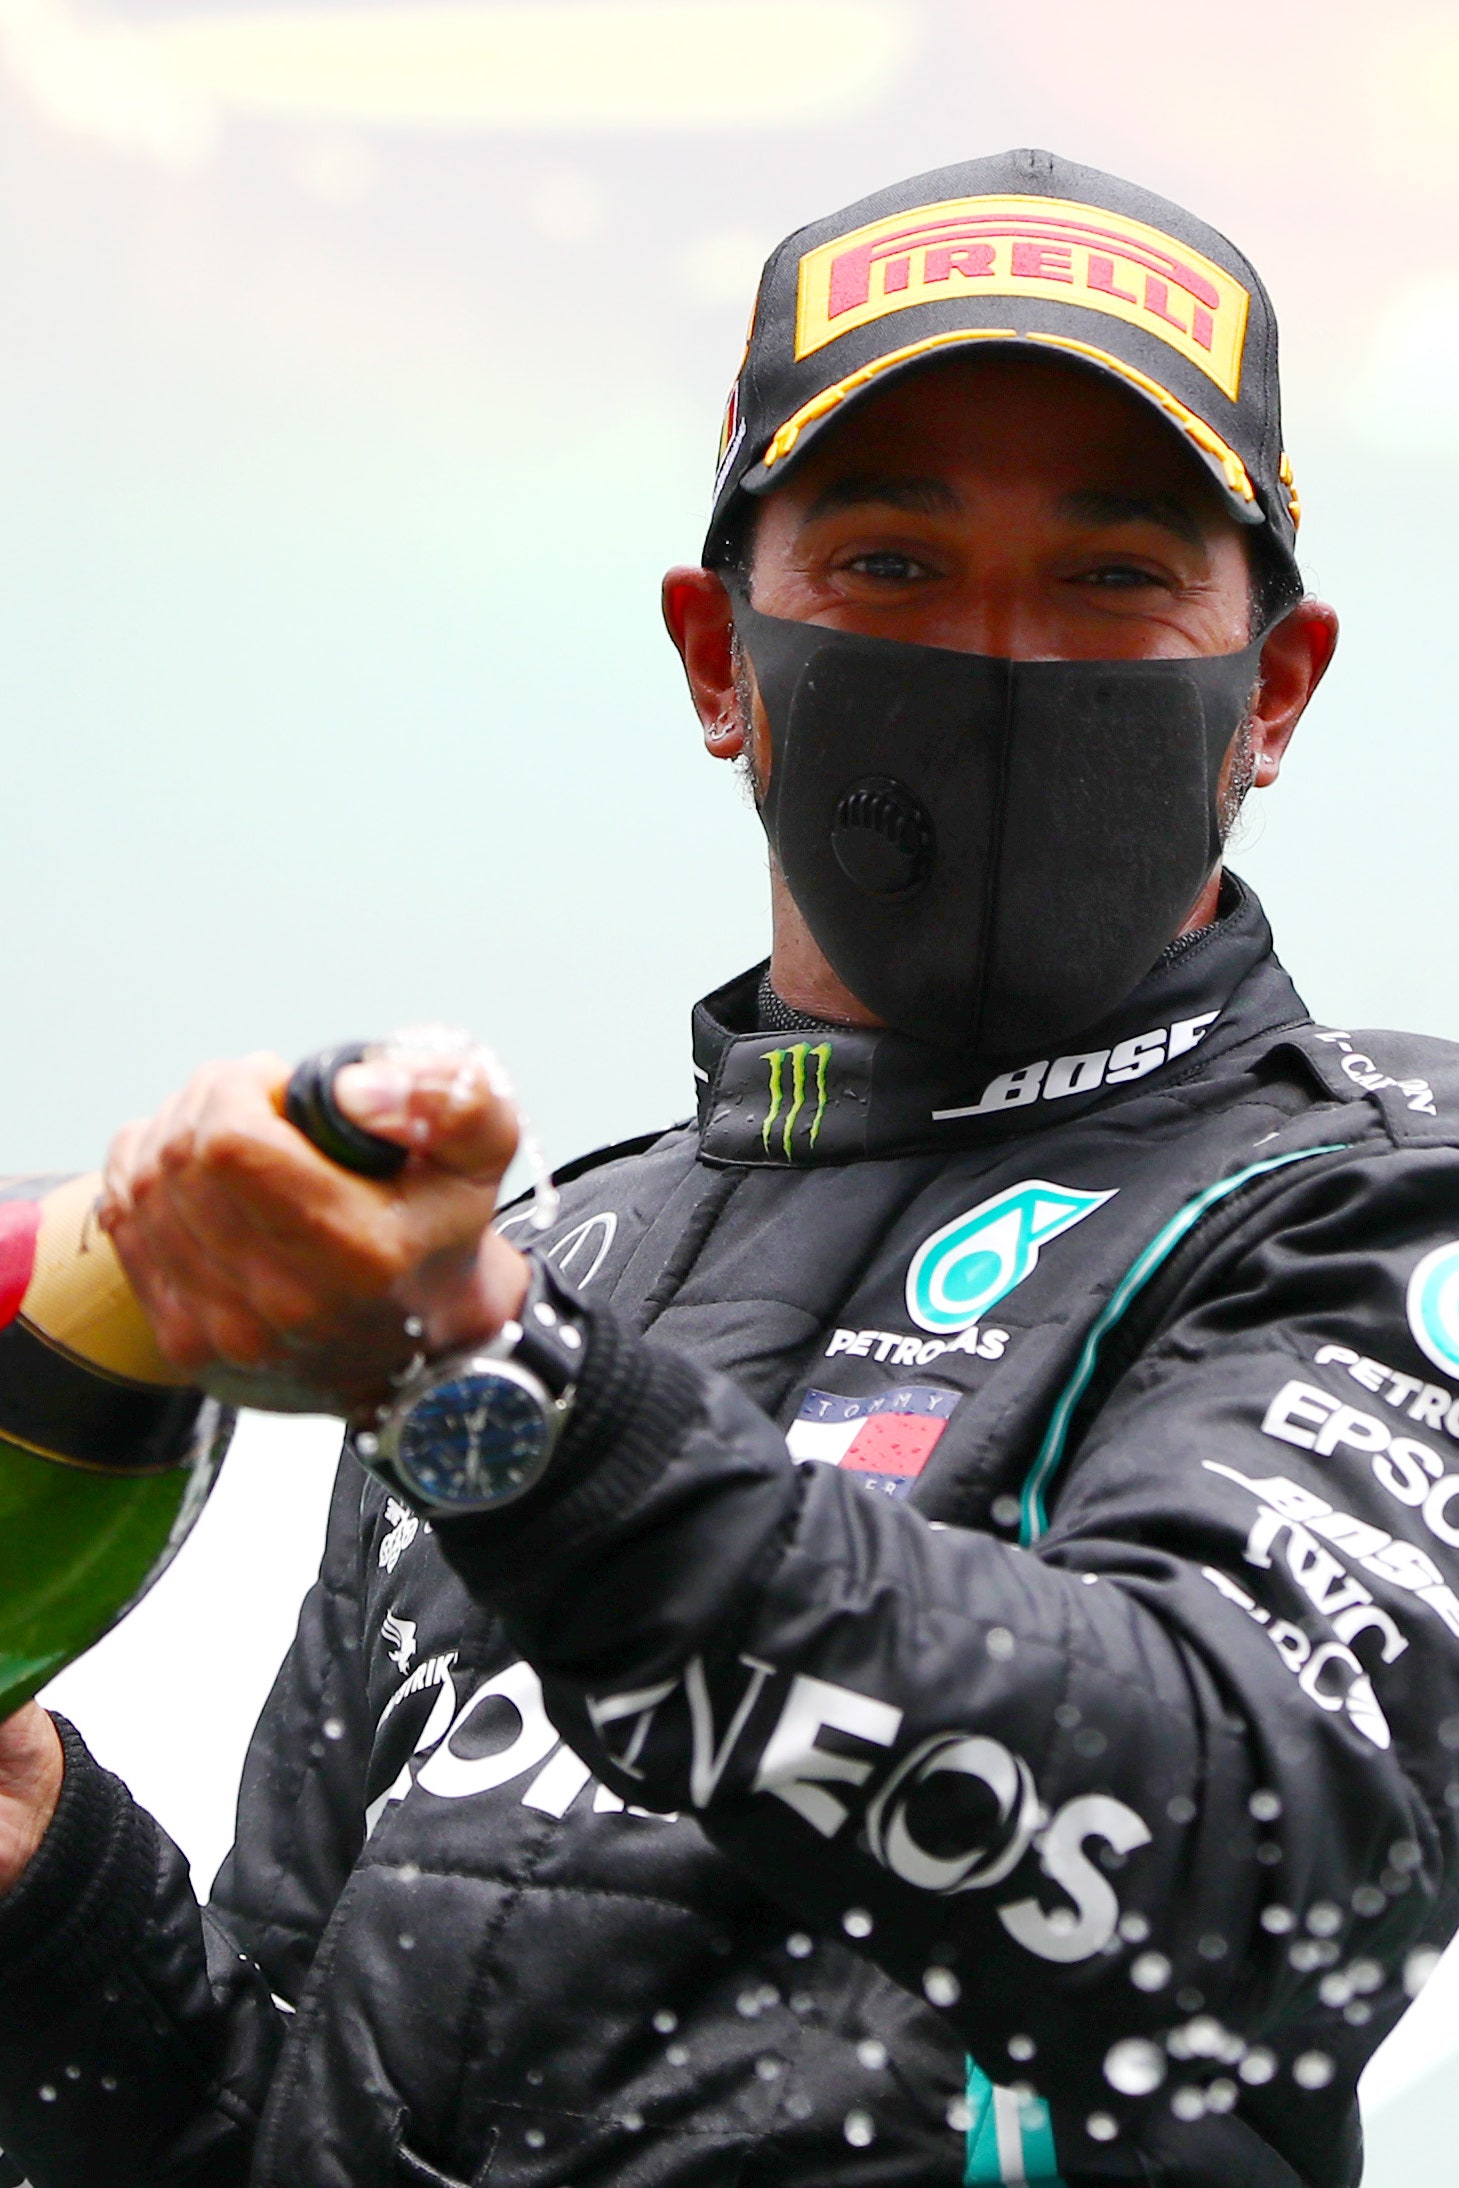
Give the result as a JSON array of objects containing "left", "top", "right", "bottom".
[{"left": 761, "top": 1042, "right": 833, "bottom": 1159}]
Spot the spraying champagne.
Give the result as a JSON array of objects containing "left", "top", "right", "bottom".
[{"left": 0, "top": 1031, "right": 518, "bottom": 1718}]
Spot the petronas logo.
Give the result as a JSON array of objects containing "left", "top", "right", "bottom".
[{"left": 761, "top": 1042, "right": 833, "bottom": 1159}]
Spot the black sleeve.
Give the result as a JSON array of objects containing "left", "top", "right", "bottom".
[
  {"left": 0, "top": 1450, "right": 368, "bottom": 2188},
  {"left": 435, "top": 1148, "right": 1459, "bottom": 2184}
]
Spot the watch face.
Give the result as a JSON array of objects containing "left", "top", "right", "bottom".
[{"left": 395, "top": 1362, "right": 551, "bottom": 1510}]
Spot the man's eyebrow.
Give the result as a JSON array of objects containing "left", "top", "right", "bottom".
[
  {"left": 1057, "top": 489, "right": 1206, "bottom": 547},
  {"left": 800, "top": 474, "right": 962, "bottom": 523}
]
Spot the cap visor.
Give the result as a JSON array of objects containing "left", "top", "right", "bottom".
[{"left": 739, "top": 328, "right": 1264, "bottom": 531}]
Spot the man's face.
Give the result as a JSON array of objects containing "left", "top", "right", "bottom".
[
  {"left": 663, "top": 342, "right": 1335, "bottom": 1025},
  {"left": 745, "top": 347, "right": 1255, "bottom": 663}
]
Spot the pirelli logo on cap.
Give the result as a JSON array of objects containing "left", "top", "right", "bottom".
[{"left": 795, "top": 194, "right": 1251, "bottom": 401}]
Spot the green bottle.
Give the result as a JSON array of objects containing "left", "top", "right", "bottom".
[{"left": 0, "top": 1173, "right": 232, "bottom": 1721}]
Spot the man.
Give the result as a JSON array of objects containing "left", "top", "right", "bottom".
[{"left": 0, "top": 147, "right": 1453, "bottom": 2188}]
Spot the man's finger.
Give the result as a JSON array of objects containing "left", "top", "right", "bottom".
[
  {"left": 157, "top": 1162, "right": 352, "bottom": 1351},
  {"left": 333, "top": 1051, "right": 519, "bottom": 1184},
  {"left": 102, "top": 1117, "right": 150, "bottom": 1218},
  {"left": 107, "top": 1187, "right": 277, "bottom": 1375}
]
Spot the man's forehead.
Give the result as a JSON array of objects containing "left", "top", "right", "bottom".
[
  {"left": 794, "top": 471, "right": 1212, "bottom": 545},
  {"left": 802, "top": 475, "right": 960, "bottom": 522},
  {"left": 788, "top": 341, "right": 1209, "bottom": 462},
  {"left": 784, "top": 353, "right": 1225, "bottom": 533}
]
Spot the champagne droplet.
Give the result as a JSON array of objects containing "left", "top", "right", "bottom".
[
  {"left": 1405, "top": 1949, "right": 1441, "bottom": 1998},
  {"left": 1104, "top": 2038, "right": 1165, "bottom": 2096}
]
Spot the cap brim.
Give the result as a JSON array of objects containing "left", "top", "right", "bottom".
[{"left": 735, "top": 327, "right": 1266, "bottom": 534}]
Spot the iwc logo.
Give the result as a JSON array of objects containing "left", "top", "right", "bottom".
[
  {"left": 1408, "top": 1242, "right": 1459, "bottom": 1378},
  {"left": 906, "top": 1179, "right": 1116, "bottom": 1335}
]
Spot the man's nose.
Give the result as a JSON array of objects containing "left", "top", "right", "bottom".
[{"left": 941, "top": 580, "right": 1054, "bottom": 661}]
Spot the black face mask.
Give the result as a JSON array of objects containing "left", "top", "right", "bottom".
[{"left": 732, "top": 598, "right": 1265, "bottom": 1057}]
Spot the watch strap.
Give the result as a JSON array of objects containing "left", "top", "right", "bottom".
[{"left": 509, "top": 1254, "right": 588, "bottom": 1397}]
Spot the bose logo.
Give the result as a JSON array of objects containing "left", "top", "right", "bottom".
[{"left": 933, "top": 1012, "right": 1218, "bottom": 1123}]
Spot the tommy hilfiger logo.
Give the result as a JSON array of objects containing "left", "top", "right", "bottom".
[{"left": 787, "top": 1385, "right": 961, "bottom": 1498}]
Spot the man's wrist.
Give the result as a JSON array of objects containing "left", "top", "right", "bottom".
[
  {"left": 357, "top": 1254, "right": 585, "bottom": 1518},
  {"left": 414, "top": 1235, "right": 531, "bottom": 1363},
  {"left": 428, "top": 1294, "right": 705, "bottom": 1606},
  {"left": 0, "top": 1716, "right": 157, "bottom": 2034},
  {"left": 0, "top": 1705, "right": 65, "bottom": 1903}
]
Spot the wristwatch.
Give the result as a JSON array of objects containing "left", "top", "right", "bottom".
[{"left": 355, "top": 1259, "right": 584, "bottom": 1517}]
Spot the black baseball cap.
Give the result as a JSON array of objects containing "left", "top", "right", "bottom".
[{"left": 704, "top": 147, "right": 1301, "bottom": 579}]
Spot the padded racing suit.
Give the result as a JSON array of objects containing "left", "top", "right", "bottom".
[{"left": 2, "top": 879, "right": 1459, "bottom": 2188}]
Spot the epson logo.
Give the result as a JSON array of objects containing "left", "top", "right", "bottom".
[{"left": 932, "top": 1011, "right": 1218, "bottom": 1124}]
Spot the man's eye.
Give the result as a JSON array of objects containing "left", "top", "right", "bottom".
[
  {"left": 1079, "top": 564, "right": 1164, "bottom": 590},
  {"left": 846, "top": 551, "right": 930, "bottom": 581}
]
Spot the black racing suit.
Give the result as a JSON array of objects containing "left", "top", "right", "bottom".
[{"left": 3, "top": 879, "right": 1459, "bottom": 2188}]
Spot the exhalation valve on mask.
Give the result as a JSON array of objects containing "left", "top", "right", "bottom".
[{"left": 732, "top": 599, "right": 1266, "bottom": 1057}]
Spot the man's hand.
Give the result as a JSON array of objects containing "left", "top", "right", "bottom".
[
  {"left": 99, "top": 1046, "right": 531, "bottom": 1416},
  {"left": 0, "top": 1704, "right": 63, "bottom": 1900}
]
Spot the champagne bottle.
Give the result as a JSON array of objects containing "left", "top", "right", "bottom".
[{"left": 0, "top": 1173, "right": 232, "bottom": 1720}]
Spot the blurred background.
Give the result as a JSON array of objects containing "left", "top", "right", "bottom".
[{"left": 2, "top": 1, "right": 1454, "bottom": 2175}]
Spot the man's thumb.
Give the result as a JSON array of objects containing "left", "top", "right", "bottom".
[{"left": 332, "top": 1051, "right": 520, "bottom": 1183}]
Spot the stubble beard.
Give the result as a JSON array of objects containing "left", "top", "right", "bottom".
[
  {"left": 732, "top": 634, "right": 763, "bottom": 808},
  {"left": 1218, "top": 700, "right": 1260, "bottom": 847}
]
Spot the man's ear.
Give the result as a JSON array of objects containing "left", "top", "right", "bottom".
[
  {"left": 1248, "top": 598, "right": 1340, "bottom": 789},
  {"left": 662, "top": 566, "right": 745, "bottom": 760}
]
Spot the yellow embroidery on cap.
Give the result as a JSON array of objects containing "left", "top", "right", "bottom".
[
  {"left": 1279, "top": 451, "right": 1301, "bottom": 529},
  {"left": 762, "top": 327, "right": 1018, "bottom": 469},
  {"left": 795, "top": 194, "right": 1251, "bottom": 401},
  {"left": 719, "top": 281, "right": 764, "bottom": 465},
  {"left": 1025, "top": 333, "right": 1255, "bottom": 504}
]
